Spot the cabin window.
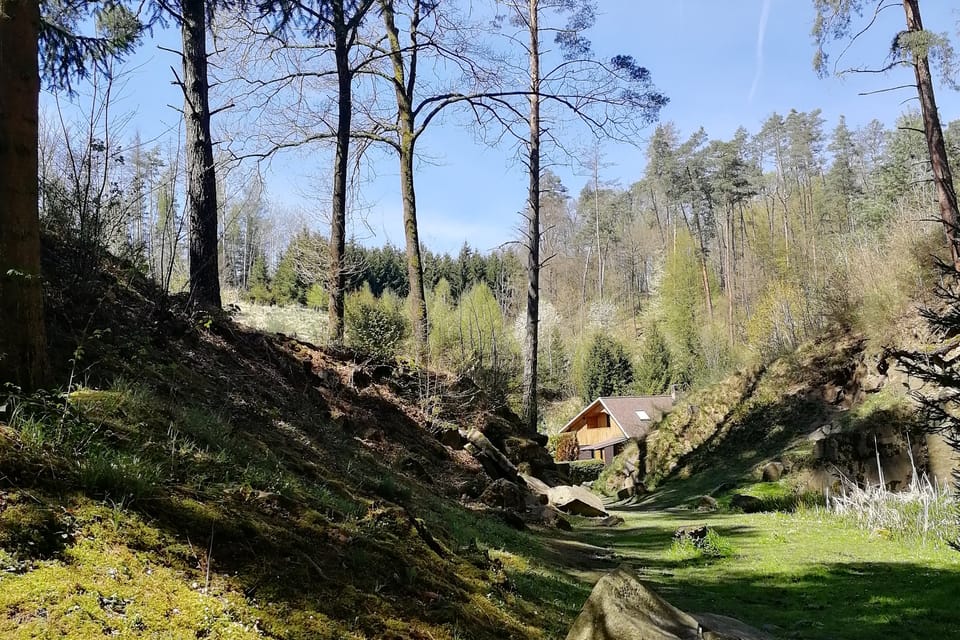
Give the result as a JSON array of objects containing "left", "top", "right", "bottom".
[{"left": 635, "top": 410, "right": 650, "bottom": 421}]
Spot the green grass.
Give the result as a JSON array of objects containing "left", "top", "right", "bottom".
[{"left": 575, "top": 506, "right": 960, "bottom": 639}]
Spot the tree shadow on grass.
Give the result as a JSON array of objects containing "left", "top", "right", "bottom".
[
  {"left": 650, "top": 560, "right": 960, "bottom": 640},
  {"left": 550, "top": 512, "right": 960, "bottom": 640}
]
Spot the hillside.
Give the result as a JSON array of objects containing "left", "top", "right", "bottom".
[
  {"left": 0, "top": 242, "right": 595, "bottom": 639},
  {"left": 592, "top": 321, "right": 948, "bottom": 513}
]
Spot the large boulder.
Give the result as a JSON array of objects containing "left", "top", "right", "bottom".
[
  {"left": 809, "top": 424, "right": 928, "bottom": 491},
  {"left": 503, "top": 436, "right": 562, "bottom": 483},
  {"left": 463, "top": 428, "right": 520, "bottom": 482},
  {"left": 566, "top": 567, "right": 770, "bottom": 640},
  {"left": 547, "top": 485, "right": 608, "bottom": 517},
  {"left": 479, "top": 479, "right": 527, "bottom": 511},
  {"left": 520, "top": 473, "right": 552, "bottom": 504}
]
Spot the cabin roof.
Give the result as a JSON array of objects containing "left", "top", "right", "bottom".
[{"left": 558, "top": 395, "right": 675, "bottom": 440}]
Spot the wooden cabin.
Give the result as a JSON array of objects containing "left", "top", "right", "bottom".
[{"left": 557, "top": 395, "right": 675, "bottom": 465}]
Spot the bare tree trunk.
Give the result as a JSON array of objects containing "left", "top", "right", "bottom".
[
  {"left": 521, "top": 0, "right": 540, "bottom": 431},
  {"left": 381, "top": 0, "right": 428, "bottom": 359},
  {"left": 903, "top": 0, "right": 960, "bottom": 271},
  {"left": 182, "top": 0, "right": 221, "bottom": 309},
  {"left": 0, "top": 0, "right": 48, "bottom": 390},
  {"left": 399, "top": 136, "right": 428, "bottom": 357},
  {"left": 328, "top": 21, "right": 351, "bottom": 344},
  {"left": 726, "top": 206, "right": 735, "bottom": 346}
]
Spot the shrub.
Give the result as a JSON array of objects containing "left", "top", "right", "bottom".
[
  {"left": 569, "top": 459, "right": 605, "bottom": 484},
  {"left": 553, "top": 432, "right": 579, "bottom": 462},
  {"left": 668, "top": 527, "right": 734, "bottom": 560},
  {"left": 345, "top": 285, "right": 408, "bottom": 358},
  {"left": 305, "top": 283, "right": 328, "bottom": 311}
]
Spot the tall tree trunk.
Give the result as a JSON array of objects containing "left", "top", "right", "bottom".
[
  {"left": 521, "top": 0, "right": 541, "bottom": 432},
  {"left": 399, "top": 134, "right": 428, "bottom": 358},
  {"left": 328, "top": 24, "right": 351, "bottom": 344},
  {"left": 903, "top": 0, "right": 960, "bottom": 271},
  {"left": 0, "top": 0, "right": 48, "bottom": 391},
  {"left": 381, "top": 0, "right": 428, "bottom": 360},
  {"left": 726, "top": 206, "right": 735, "bottom": 347},
  {"left": 181, "top": 0, "right": 221, "bottom": 309}
]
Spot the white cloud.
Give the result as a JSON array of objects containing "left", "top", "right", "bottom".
[{"left": 748, "top": 0, "right": 772, "bottom": 104}]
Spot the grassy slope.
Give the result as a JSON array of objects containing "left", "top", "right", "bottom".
[
  {"left": 0, "top": 245, "right": 594, "bottom": 639},
  {"left": 641, "top": 335, "right": 870, "bottom": 505}
]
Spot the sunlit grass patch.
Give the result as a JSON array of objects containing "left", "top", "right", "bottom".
[{"left": 234, "top": 302, "right": 328, "bottom": 344}]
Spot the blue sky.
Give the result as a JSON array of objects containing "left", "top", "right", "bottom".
[{"left": 47, "top": 1, "right": 960, "bottom": 255}]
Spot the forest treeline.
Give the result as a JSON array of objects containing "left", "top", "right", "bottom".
[
  {"left": 61, "top": 102, "right": 956, "bottom": 422},
  {"left": 3, "top": 0, "right": 960, "bottom": 433}
]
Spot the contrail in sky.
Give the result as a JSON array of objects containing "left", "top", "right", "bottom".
[{"left": 749, "top": 0, "right": 772, "bottom": 104}]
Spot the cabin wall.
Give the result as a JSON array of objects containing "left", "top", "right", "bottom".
[{"left": 575, "top": 422, "right": 622, "bottom": 446}]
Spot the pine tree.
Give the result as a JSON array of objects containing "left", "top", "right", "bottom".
[{"left": 579, "top": 334, "right": 634, "bottom": 402}]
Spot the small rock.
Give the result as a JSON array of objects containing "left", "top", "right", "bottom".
[
  {"left": 598, "top": 515, "right": 625, "bottom": 527},
  {"left": 697, "top": 495, "right": 718, "bottom": 512},
  {"left": 674, "top": 525, "right": 709, "bottom": 546},
  {"left": 350, "top": 367, "right": 372, "bottom": 390}
]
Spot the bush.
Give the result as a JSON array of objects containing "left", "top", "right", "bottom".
[
  {"left": 305, "top": 283, "right": 328, "bottom": 311},
  {"left": 569, "top": 459, "right": 605, "bottom": 484},
  {"left": 668, "top": 527, "right": 734, "bottom": 560},
  {"left": 345, "top": 285, "right": 408, "bottom": 358},
  {"left": 552, "top": 432, "right": 579, "bottom": 462}
]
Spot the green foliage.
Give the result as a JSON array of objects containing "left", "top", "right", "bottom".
[
  {"left": 635, "top": 323, "right": 672, "bottom": 394},
  {"left": 344, "top": 285, "right": 408, "bottom": 358},
  {"left": 305, "top": 283, "right": 328, "bottom": 311},
  {"left": 427, "top": 278, "right": 458, "bottom": 363},
  {"left": 745, "top": 280, "right": 808, "bottom": 361},
  {"left": 540, "top": 325, "right": 571, "bottom": 394},
  {"left": 658, "top": 232, "right": 706, "bottom": 386},
  {"left": 245, "top": 254, "right": 273, "bottom": 304},
  {"left": 668, "top": 527, "right": 734, "bottom": 560},
  {"left": 577, "top": 333, "right": 634, "bottom": 402},
  {"left": 271, "top": 249, "right": 305, "bottom": 306},
  {"left": 568, "top": 459, "right": 605, "bottom": 484}
]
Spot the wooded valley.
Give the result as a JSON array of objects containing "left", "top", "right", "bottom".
[{"left": 3, "top": 1, "right": 960, "bottom": 639}]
